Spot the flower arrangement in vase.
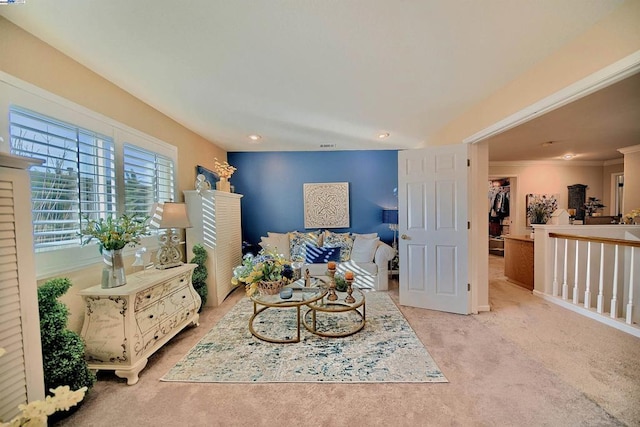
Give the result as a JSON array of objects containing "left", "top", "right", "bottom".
[
  {"left": 80, "top": 214, "right": 149, "bottom": 288},
  {"left": 584, "top": 197, "right": 606, "bottom": 217},
  {"left": 622, "top": 208, "right": 640, "bottom": 224},
  {"left": 213, "top": 158, "right": 236, "bottom": 192},
  {"left": 527, "top": 195, "right": 558, "bottom": 225},
  {"left": 232, "top": 249, "right": 293, "bottom": 296}
]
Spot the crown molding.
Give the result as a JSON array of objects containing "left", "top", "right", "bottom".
[
  {"left": 490, "top": 159, "right": 607, "bottom": 167},
  {"left": 617, "top": 144, "right": 640, "bottom": 155}
]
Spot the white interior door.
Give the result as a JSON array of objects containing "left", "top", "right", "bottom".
[{"left": 398, "top": 144, "right": 470, "bottom": 314}]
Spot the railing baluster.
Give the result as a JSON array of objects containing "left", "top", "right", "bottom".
[
  {"left": 552, "top": 237, "right": 559, "bottom": 296},
  {"left": 611, "top": 245, "right": 619, "bottom": 319},
  {"left": 597, "top": 242, "right": 604, "bottom": 314},
  {"left": 626, "top": 247, "right": 635, "bottom": 325},
  {"left": 573, "top": 240, "right": 580, "bottom": 304},
  {"left": 584, "top": 241, "right": 592, "bottom": 308},
  {"left": 562, "top": 238, "right": 568, "bottom": 300}
]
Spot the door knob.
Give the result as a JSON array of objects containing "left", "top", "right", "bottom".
[{"left": 401, "top": 234, "right": 409, "bottom": 240}]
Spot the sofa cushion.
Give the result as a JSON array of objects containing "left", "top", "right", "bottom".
[
  {"left": 305, "top": 244, "right": 341, "bottom": 264},
  {"left": 322, "top": 231, "right": 354, "bottom": 262},
  {"left": 350, "top": 236, "right": 380, "bottom": 263},
  {"left": 259, "top": 233, "right": 291, "bottom": 260},
  {"left": 289, "top": 230, "right": 322, "bottom": 262},
  {"left": 352, "top": 232, "right": 378, "bottom": 239}
]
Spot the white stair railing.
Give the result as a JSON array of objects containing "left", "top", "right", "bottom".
[{"left": 545, "top": 232, "right": 640, "bottom": 337}]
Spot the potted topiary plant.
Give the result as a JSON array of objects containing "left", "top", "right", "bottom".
[
  {"left": 38, "top": 278, "right": 96, "bottom": 402},
  {"left": 190, "top": 244, "right": 208, "bottom": 310}
]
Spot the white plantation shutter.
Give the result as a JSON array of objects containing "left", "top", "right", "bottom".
[
  {"left": 9, "top": 107, "right": 117, "bottom": 252},
  {"left": 0, "top": 154, "right": 45, "bottom": 423},
  {"left": 123, "top": 144, "right": 175, "bottom": 216}
]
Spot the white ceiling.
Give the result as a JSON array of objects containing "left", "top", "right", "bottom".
[{"left": 1, "top": 0, "right": 633, "bottom": 160}]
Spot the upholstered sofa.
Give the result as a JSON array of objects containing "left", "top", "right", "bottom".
[{"left": 258, "top": 230, "right": 396, "bottom": 291}]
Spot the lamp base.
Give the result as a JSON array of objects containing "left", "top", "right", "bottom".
[{"left": 155, "top": 261, "right": 184, "bottom": 270}]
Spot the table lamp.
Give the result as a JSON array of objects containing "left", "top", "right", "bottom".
[
  {"left": 382, "top": 208, "right": 399, "bottom": 250},
  {"left": 150, "top": 202, "right": 192, "bottom": 269}
]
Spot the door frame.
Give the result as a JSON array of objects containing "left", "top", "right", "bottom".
[{"left": 463, "top": 50, "right": 640, "bottom": 313}]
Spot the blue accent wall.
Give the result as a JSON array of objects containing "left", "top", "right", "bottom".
[{"left": 227, "top": 150, "right": 398, "bottom": 246}]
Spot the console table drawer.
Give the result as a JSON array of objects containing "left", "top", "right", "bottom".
[{"left": 134, "top": 272, "right": 190, "bottom": 311}]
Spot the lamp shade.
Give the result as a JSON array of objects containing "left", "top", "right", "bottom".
[
  {"left": 150, "top": 202, "right": 192, "bottom": 229},
  {"left": 382, "top": 208, "right": 398, "bottom": 225}
]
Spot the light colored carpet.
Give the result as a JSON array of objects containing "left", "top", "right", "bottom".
[{"left": 162, "top": 292, "right": 447, "bottom": 383}]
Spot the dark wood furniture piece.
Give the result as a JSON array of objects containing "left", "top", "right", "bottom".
[
  {"left": 504, "top": 235, "right": 534, "bottom": 291},
  {"left": 567, "top": 184, "right": 587, "bottom": 220}
]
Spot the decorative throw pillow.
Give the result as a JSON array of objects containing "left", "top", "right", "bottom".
[
  {"left": 352, "top": 232, "right": 378, "bottom": 239},
  {"left": 305, "top": 244, "right": 341, "bottom": 264},
  {"left": 289, "top": 230, "right": 322, "bottom": 262},
  {"left": 350, "top": 236, "right": 380, "bottom": 263},
  {"left": 323, "top": 231, "right": 354, "bottom": 262},
  {"left": 259, "top": 234, "right": 291, "bottom": 260}
]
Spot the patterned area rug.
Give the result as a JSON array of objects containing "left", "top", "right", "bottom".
[{"left": 162, "top": 292, "right": 447, "bottom": 383}]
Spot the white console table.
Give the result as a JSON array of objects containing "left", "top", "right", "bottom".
[{"left": 78, "top": 264, "right": 201, "bottom": 385}]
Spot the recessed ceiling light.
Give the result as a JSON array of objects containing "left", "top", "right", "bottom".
[
  {"left": 248, "top": 134, "right": 261, "bottom": 141},
  {"left": 562, "top": 154, "right": 574, "bottom": 160},
  {"left": 378, "top": 132, "right": 390, "bottom": 139},
  {"left": 541, "top": 141, "right": 553, "bottom": 147}
]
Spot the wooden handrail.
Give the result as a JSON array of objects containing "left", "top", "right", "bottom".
[{"left": 548, "top": 232, "right": 640, "bottom": 248}]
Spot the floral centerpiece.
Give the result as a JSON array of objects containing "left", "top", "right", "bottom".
[
  {"left": 527, "top": 195, "right": 558, "bottom": 225},
  {"left": 232, "top": 249, "right": 293, "bottom": 296},
  {"left": 213, "top": 158, "right": 236, "bottom": 192},
  {"left": 80, "top": 214, "right": 149, "bottom": 288},
  {"left": 622, "top": 208, "right": 640, "bottom": 224},
  {"left": 213, "top": 158, "right": 236, "bottom": 179},
  {"left": 584, "top": 197, "right": 606, "bottom": 216},
  {"left": 80, "top": 214, "right": 149, "bottom": 252}
]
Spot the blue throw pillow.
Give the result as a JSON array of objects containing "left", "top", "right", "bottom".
[{"left": 305, "top": 245, "right": 341, "bottom": 264}]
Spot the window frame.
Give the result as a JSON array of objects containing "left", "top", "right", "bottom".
[{"left": 1, "top": 72, "right": 178, "bottom": 279}]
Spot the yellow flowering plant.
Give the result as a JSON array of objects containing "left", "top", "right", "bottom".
[
  {"left": 232, "top": 249, "right": 293, "bottom": 296},
  {"left": 622, "top": 208, "right": 640, "bottom": 224},
  {"left": 80, "top": 213, "right": 149, "bottom": 252}
]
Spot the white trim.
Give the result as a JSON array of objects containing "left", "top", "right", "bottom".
[
  {"left": 533, "top": 290, "right": 640, "bottom": 339},
  {"left": 618, "top": 144, "right": 640, "bottom": 155},
  {"left": 464, "top": 50, "right": 640, "bottom": 145},
  {"left": 489, "top": 160, "right": 605, "bottom": 167}
]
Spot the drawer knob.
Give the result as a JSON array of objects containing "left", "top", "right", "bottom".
[
  {"left": 154, "top": 335, "right": 159, "bottom": 340},
  {"left": 182, "top": 295, "right": 186, "bottom": 299},
  {"left": 149, "top": 314, "right": 154, "bottom": 319},
  {"left": 146, "top": 295, "right": 151, "bottom": 299}
]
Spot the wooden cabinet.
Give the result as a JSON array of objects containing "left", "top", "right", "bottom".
[
  {"left": 184, "top": 190, "right": 243, "bottom": 307},
  {"left": 78, "top": 264, "right": 200, "bottom": 385},
  {"left": 504, "top": 235, "right": 534, "bottom": 290},
  {"left": 0, "top": 153, "right": 45, "bottom": 421}
]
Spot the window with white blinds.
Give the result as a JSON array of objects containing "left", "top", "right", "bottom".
[
  {"left": 123, "top": 143, "right": 175, "bottom": 217},
  {"left": 9, "top": 107, "right": 117, "bottom": 252},
  {"left": 8, "top": 107, "right": 177, "bottom": 255}
]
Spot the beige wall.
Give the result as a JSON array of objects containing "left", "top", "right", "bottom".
[
  {"left": 489, "top": 162, "right": 605, "bottom": 236},
  {"left": 0, "top": 17, "right": 227, "bottom": 332},
  {"left": 431, "top": 1, "right": 640, "bottom": 146},
  {"left": 0, "top": 17, "right": 226, "bottom": 199}
]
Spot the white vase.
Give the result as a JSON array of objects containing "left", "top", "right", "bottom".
[{"left": 101, "top": 249, "right": 126, "bottom": 288}]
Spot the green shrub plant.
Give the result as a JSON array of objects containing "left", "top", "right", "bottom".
[{"left": 190, "top": 244, "right": 208, "bottom": 310}]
